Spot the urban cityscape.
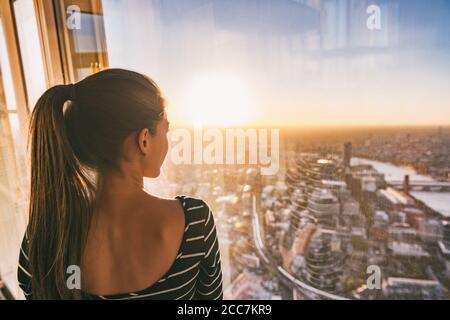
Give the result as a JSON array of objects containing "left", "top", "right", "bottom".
[{"left": 147, "top": 126, "right": 450, "bottom": 300}]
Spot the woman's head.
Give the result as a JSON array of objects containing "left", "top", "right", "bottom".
[
  {"left": 27, "top": 69, "right": 168, "bottom": 299},
  {"left": 65, "top": 68, "right": 168, "bottom": 177}
]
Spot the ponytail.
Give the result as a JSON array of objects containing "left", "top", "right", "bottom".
[{"left": 28, "top": 85, "right": 94, "bottom": 299}]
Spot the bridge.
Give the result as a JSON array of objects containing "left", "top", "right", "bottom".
[{"left": 388, "top": 180, "right": 450, "bottom": 192}]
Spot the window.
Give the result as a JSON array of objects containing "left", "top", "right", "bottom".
[
  {"left": 54, "top": 0, "right": 108, "bottom": 82},
  {"left": 12, "top": 0, "right": 47, "bottom": 108},
  {"left": 0, "top": 13, "right": 28, "bottom": 298},
  {"left": 1, "top": 0, "right": 450, "bottom": 300},
  {"left": 49, "top": 0, "right": 450, "bottom": 300}
]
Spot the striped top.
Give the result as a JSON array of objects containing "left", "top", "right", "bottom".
[{"left": 18, "top": 196, "right": 223, "bottom": 300}]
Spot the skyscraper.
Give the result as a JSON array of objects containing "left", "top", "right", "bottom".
[
  {"left": 343, "top": 142, "right": 352, "bottom": 168},
  {"left": 304, "top": 232, "right": 344, "bottom": 292}
]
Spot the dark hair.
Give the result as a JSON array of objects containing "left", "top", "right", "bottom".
[{"left": 27, "top": 69, "right": 165, "bottom": 299}]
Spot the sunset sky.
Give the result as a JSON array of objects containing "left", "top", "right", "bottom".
[{"left": 99, "top": 0, "right": 450, "bottom": 127}]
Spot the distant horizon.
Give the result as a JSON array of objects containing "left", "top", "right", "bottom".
[{"left": 168, "top": 123, "right": 450, "bottom": 130}]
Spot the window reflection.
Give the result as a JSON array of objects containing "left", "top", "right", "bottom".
[
  {"left": 3, "top": 0, "right": 449, "bottom": 300},
  {"left": 55, "top": 0, "right": 108, "bottom": 81}
]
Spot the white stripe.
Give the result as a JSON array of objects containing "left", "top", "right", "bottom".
[
  {"left": 188, "top": 288, "right": 196, "bottom": 300},
  {"left": 202, "top": 252, "right": 221, "bottom": 272},
  {"left": 18, "top": 263, "right": 32, "bottom": 278},
  {"left": 184, "top": 219, "right": 205, "bottom": 231},
  {"left": 98, "top": 295, "right": 107, "bottom": 300},
  {"left": 24, "top": 291, "right": 32, "bottom": 296},
  {"left": 181, "top": 252, "right": 205, "bottom": 259},
  {"left": 205, "top": 236, "right": 218, "bottom": 258},
  {"left": 174, "top": 283, "right": 196, "bottom": 300},
  {"left": 211, "top": 250, "right": 221, "bottom": 268},
  {"left": 199, "top": 270, "right": 222, "bottom": 287},
  {"left": 129, "top": 292, "right": 138, "bottom": 296},
  {"left": 208, "top": 288, "right": 223, "bottom": 300},
  {"left": 198, "top": 279, "right": 223, "bottom": 296},
  {"left": 156, "top": 252, "right": 195, "bottom": 283},
  {"left": 201, "top": 255, "right": 221, "bottom": 277},
  {"left": 168, "top": 261, "right": 200, "bottom": 279},
  {"left": 187, "top": 205, "right": 204, "bottom": 212},
  {"left": 186, "top": 235, "right": 204, "bottom": 242},
  {"left": 200, "top": 262, "right": 221, "bottom": 277},
  {"left": 205, "top": 226, "right": 215, "bottom": 242},
  {"left": 113, "top": 270, "right": 200, "bottom": 300},
  {"left": 206, "top": 210, "right": 212, "bottom": 225},
  {"left": 179, "top": 284, "right": 197, "bottom": 300},
  {"left": 21, "top": 246, "right": 29, "bottom": 261}
]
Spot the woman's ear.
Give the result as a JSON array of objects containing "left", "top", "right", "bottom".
[{"left": 137, "top": 128, "right": 151, "bottom": 155}]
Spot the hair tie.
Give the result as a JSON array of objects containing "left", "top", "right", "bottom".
[{"left": 66, "top": 84, "right": 77, "bottom": 101}]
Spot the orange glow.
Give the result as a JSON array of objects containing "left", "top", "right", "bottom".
[{"left": 175, "top": 72, "right": 256, "bottom": 127}]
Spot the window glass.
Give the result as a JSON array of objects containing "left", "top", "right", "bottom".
[
  {"left": 56, "top": 0, "right": 108, "bottom": 82},
  {"left": 0, "top": 14, "right": 28, "bottom": 298},
  {"left": 47, "top": 0, "right": 450, "bottom": 300},
  {"left": 12, "top": 0, "right": 47, "bottom": 109}
]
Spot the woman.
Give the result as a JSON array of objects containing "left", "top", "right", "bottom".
[{"left": 17, "top": 69, "right": 223, "bottom": 300}]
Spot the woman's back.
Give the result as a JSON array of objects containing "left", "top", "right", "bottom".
[
  {"left": 18, "top": 196, "right": 223, "bottom": 300},
  {"left": 81, "top": 192, "right": 185, "bottom": 295}
]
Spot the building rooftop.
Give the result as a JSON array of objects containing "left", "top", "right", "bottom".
[
  {"left": 378, "top": 189, "right": 401, "bottom": 205},
  {"left": 389, "top": 242, "right": 430, "bottom": 258},
  {"left": 351, "top": 158, "right": 435, "bottom": 183},
  {"left": 410, "top": 192, "right": 450, "bottom": 218},
  {"left": 385, "top": 277, "right": 441, "bottom": 287}
]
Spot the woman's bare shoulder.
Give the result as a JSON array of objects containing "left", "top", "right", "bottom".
[{"left": 139, "top": 193, "right": 185, "bottom": 232}]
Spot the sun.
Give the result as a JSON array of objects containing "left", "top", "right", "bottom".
[{"left": 178, "top": 72, "right": 255, "bottom": 127}]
